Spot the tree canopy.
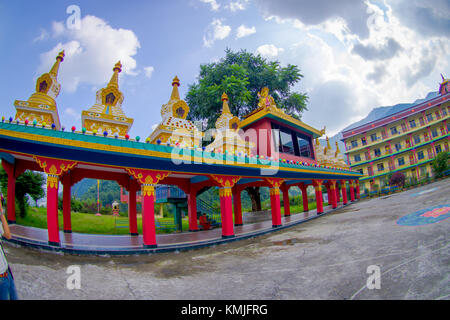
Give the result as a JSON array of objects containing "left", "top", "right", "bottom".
[
  {"left": 186, "top": 48, "right": 308, "bottom": 130},
  {"left": 0, "top": 168, "right": 45, "bottom": 217}
]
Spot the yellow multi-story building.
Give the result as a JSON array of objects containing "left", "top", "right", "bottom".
[{"left": 342, "top": 77, "right": 450, "bottom": 192}]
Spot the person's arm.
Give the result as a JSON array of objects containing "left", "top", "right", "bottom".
[{"left": 0, "top": 201, "right": 11, "bottom": 240}]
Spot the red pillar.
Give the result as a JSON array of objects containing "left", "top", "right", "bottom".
[
  {"left": 281, "top": 184, "right": 291, "bottom": 217},
  {"left": 336, "top": 183, "right": 341, "bottom": 203},
  {"left": 355, "top": 181, "right": 361, "bottom": 200},
  {"left": 6, "top": 172, "right": 16, "bottom": 224},
  {"left": 62, "top": 180, "right": 72, "bottom": 233},
  {"left": 128, "top": 184, "right": 138, "bottom": 236},
  {"left": 313, "top": 180, "right": 324, "bottom": 214},
  {"left": 270, "top": 187, "right": 282, "bottom": 227},
  {"left": 219, "top": 187, "right": 235, "bottom": 238},
  {"left": 188, "top": 190, "right": 199, "bottom": 232},
  {"left": 340, "top": 180, "right": 348, "bottom": 205},
  {"left": 233, "top": 189, "right": 243, "bottom": 226},
  {"left": 142, "top": 184, "right": 157, "bottom": 248},
  {"left": 326, "top": 186, "right": 331, "bottom": 206},
  {"left": 349, "top": 180, "right": 355, "bottom": 202},
  {"left": 2, "top": 160, "right": 16, "bottom": 224},
  {"left": 329, "top": 181, "right": 337, "bottom": 209},
  {"left": 300, "top": 185, "right": 309, "bottom": 212},
  {"left": 46, "top": 175, "right": 60, "bottom": 246}
]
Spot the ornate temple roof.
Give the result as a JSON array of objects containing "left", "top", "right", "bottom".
[
  {"left": 81, "top": 61, "right": 133, "bottom": 137},
  {"left": 240, "top": 87, "right": 323, "bottom": 139},
  {"left": 147, "top": 76, "right": 202, "bottom": 147},
  {"left": 14, "top": 50, "right": 65, "bottom": 130},
  {"left": 205, "top": 93, "right": 252, "bottom": 156}
]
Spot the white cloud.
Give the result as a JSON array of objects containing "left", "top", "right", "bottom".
[
  {"left": 144, "top": 66, "right": 155, "bottom": 79},
  {"left": 64, "top": 107, "right": 81, "bottom": 121},
  {"left": 256, "top": 44, "right": 284, "bottom": 58},
  {"left": 52, "top": 21, "right": 65, "bottom": 37},
  {"left": 37, "top": 15, "right": 141, "bottom": 93},
  {"left": 199, "top": 0, "right": 220, "bottom": 11},
  {"left": 33, "top": 29, "right": 49, "bottom": 42},
  {"left": 254, "top": 0, "right": 450, "bottom": 136},
  {"left": 236, "top": 25, "right": 256, "bottom": 39},
  {"left": 226, "top": 0, "right": 249, "bottom": 12},
  {"left": 203, "top": 19, "right": 232, "bottom": 47}
]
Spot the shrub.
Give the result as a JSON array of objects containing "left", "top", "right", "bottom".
[
  {"left": 432, "top": 152, "right": 449, "bottom": 178},
  {"left": 389, "top": 172, "right": 406, "bottom": 187}
]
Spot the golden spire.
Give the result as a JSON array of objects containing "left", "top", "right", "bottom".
[
  {"left": 49, "top": 50, "right": 65, "bottom": 78},
  {"left": 108, "top": 61, "right": 122, "bottom": 88},
  {"left": 326, "top": 136, "right": 331, "bottom": 149},
  {"left": 335, "top": 141, "right": 341, "bottom": 157},
  {"left": 170, "top": 76, "right": 180, "bottom": 101},
  {"left": 221, "top": 92, "right": 231, "bottom": 114}
]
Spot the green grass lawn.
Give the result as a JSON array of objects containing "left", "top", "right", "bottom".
[{"left": 17, "top": 207, "right": 190, "bottom": 235}]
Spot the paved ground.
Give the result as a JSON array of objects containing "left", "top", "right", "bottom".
[{"left": 3, "top": 179, "right": 449, "bottom": 300}]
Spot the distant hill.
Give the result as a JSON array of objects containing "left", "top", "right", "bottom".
[{"left": 319, "top": 91, "right": 439, "bottom": 155}]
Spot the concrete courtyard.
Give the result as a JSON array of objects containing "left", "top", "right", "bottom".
[{"left": 3, "top": 179, "right": 449, "bottom": 300}]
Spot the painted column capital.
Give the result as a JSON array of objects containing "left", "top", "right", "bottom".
[
  {"left": 142, "top": 184, "right": 156, "bottom": 197},
  {"left": 47, "top": 174, "right": 59, "bottom": 189},
  {"left": 211, "top": 175, "right": 240, "bottom": 188},
  {"left": 33, "top": 156, "right": 77, "bottom": 176},
  {"left": 126, "top": 168, "right": 170, "bottom": 185},
  {"left": 269, "top": 187, "right": 280, "bottom": 196},
  {"left": 219, "top": 186, "right": 233, "bottom": 197}
]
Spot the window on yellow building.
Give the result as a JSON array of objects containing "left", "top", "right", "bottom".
[
  {"left": 377, "top": 163, "right": 384, "bottom": 172},
  {"left": 435, "top": 145, "right": 442, "bottom": 154},
  {"left": 398, "top": 157, "right": 405, "bottom": 166},
  {"left": 414, "top": 135, "right": 421, "bottom": 144},
  {"left": 374, "top": 148, "right": 381, "bottom": 157},
  {"left": 417, "top": 151, "right": 424, "bottom": 160},
  {"left": 431, "top": 128, "right": 438, "bottom": 138},
  {"left": 426, "top": 113, "right": 433, "bottom": 122},
  {"left": 435, "top": 111, "right": 441, "bottom": 119},
  {"left": 390, "top": 127, "right": 398, "bottom": 135},
  {"left": 409, "top": 120, "right": 416, "bottom": 128}
]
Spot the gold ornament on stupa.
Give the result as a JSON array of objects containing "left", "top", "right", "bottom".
[
  {"left": 147, "top": 76, "right": 202, "bottom": 147},
  {"left": 81, "top": 61, "right": 133, "bottom": 137},
  {"left": 14, "top": 50, "right": 65, "bottom": 129},
  {"left": 314, "top": 135, "right": 349, "bottom": 169},
  {"left": 205, "top": 93, "right": 253, "bottom": 156}
]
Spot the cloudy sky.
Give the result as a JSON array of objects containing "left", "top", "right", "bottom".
[{"left": 0, "top": 0, "right": 449, "bottom": 138}]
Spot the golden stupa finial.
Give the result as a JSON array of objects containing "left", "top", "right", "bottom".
[
  {"left": 108, "top": 61, "right": 122, "bottom": 88},
  {"left": 315, "top": 138, "right": 320, "bottom": 146},
  {"left": 320, "top": 126, "right": 326, "bottom": 136},
  {"left": 49, "top": 50, "right": 65, "bottom": 78},
  {"left": 170, "top": 76, "right": 181, "bottom": 101},
  {"left": 335, "top": 141, "right": 341, "bottom": 157},
  {"left": 326, "top": 136, "right": 331, "bottom": 149},
  {"left": 221, "top": 92, "right": 231, "bottom": 114}
]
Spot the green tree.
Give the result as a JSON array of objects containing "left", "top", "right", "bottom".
[
  {"left": 186, "top": 49, "right": 308, "bottom": 211},
  {"left": 432, "top": 152, "right": 449, "bottom": 178},
  {"left": 186, "top": 48, "right": 308, "bottom": 129},
  {"left": 0, "top": 168, "right": 45, "bottom": 218}
]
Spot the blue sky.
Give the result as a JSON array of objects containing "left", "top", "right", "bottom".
[{"left": 1, "top": 0, "right": 449, "bottom": 138}]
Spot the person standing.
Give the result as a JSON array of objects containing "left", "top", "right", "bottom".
[{"left": 0, "top": 194, "right": 18, "bottom": 300}]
